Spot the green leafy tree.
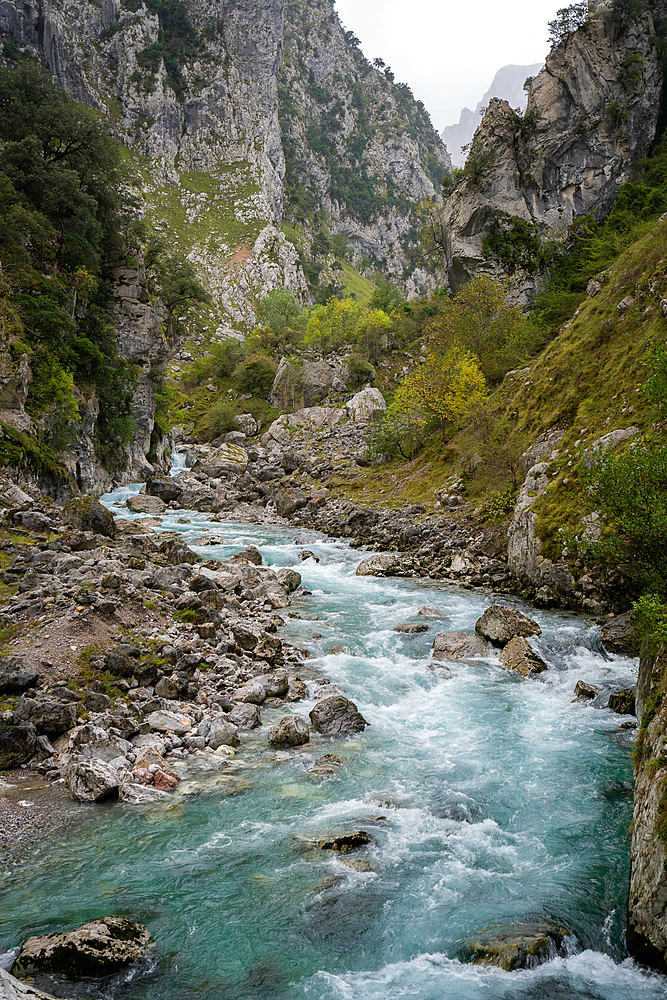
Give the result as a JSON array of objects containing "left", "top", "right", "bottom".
[
  {"left": 547, "top": 3, "right": 590, "bottom": 47},
  {"left": 354, "top": 308, "right": 392, "bottom": 361}
]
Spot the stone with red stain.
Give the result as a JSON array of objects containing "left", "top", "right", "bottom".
[
  {"left": 131, "top": 767, "right": 153, "bottom": 785},
  {"left": 153, "top": 769, "right": 179, "bottom": 790}
]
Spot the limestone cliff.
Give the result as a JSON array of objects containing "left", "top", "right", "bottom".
[
  {"left": 628, "top": 641, "right": 667, "bottom": 971},
  {"left": 279, "top": 0, "right": 451, "bottom": 296},
  {"left": 441, "top": 2, "right": 665, "bottom": 298}
]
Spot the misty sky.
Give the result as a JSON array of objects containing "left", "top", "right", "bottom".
[{"left": 334, "top": 0, "right": 563, "bottom": 131}]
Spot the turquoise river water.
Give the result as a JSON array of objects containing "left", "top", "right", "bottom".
[{"left": 2, "top": 472, "right": 667, "bottom": 1000}]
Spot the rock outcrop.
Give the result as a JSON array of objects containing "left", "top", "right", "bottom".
[{"left": 441, "top": 3, "right": 665, "bottom": 298}]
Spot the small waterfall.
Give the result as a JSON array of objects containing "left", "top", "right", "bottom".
[{"left": 170, "top": 448, "right": 188, "bottom": 476}]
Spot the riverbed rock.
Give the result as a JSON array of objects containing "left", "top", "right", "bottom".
[
  {"left": 146, "top": 710, "right": 192, "bottom": 735},
  {"left": 268, "top": 715, "right": 310, "bottom": 746},
  {"left": 309, "top": 695, "right": 368, "bottom": 735},
  {"left": 601, "top": 611, "right": 641, "bottom": 656},
  {"left": 475, "top": 605, "right": 541, "bottom": 646},
  {"left": 432, "top": 632, "right": 490, "bottom": 661},
  {"left": 275, "top": 489, "right": 308, "bottom": 518},
  {"left": 0, "top": 721, "right": 37, "bottom": 768},
  {"left": 228, "top": 703, "right": 262, "bottom": 730},
  {"left": 11, "top": 916, "right": 152, "bottom": 979},
  {"left": 317, "top": 830, "right": 374, "bottom": 852},
  {"left": 234, "top": 682, "right": 266, "bottom": 705},
  {"left": 207, "top": 717, "right": 240, "bottom": 749},
  {"left": 0, "top": 968, "right": 71, "bottom": 999},
  {"left": 63, "top": 496, "right": 115, "bottom": 538},
  {"left": 146, "top": 476, "right": 181, "bottom": 502},
  {"left": 0, "top": 656, "right": 39, "bottom": 694},
  {"left": 574, "top": 679, "right": 600, "bottom": 699},
  {"left": 394, "top": 623, "right": 429, "bottom": 634},
  {"left": 355, "top": 553, "right": 399, "bottom": 577},
  {"left": 126, "top": 494, "right": 166, "bottom": 515},
  {"left": 500, "top": 637, "right": 548, "bottom": 677},
  {"left": 460, "top": 922, "right": 568, "bottom": 970},
  {"left": 230, "top": 545, "right": 263, "bottom": 566},
  {"left": 608, "top": 688, "right": 636, "bottom": 715},
  {"left": 276, "top": 567, "right": 302, "bottom": 592},
  {"left": 66, "top": 758, "right": 122, "bottom": 802}
]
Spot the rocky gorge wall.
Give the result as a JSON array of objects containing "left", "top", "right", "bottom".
[{"left": 441, "top": 1, "right": 666, "bottom": 299}]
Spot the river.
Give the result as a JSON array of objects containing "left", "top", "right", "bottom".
[{"left": 1, "top": 471, "right": 666, "bottom": 1000}]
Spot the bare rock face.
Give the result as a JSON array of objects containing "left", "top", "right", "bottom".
[
  {"left": 441, "top": 9, "right": 663, "bottom": 299},
  {"left": 432, "top": 632, "right": 490, "bottom": 661},
  {"left": 11, "top": 916, "right": 152, "bottom": 979},
  {"left": 627, "top": 644, "right": 667, "bottom": 971},
  {"left": 500, "top": 637, "right": 548, "bottom": 678},
  {"left": 309, "top": 695, "right": 368, "bottom": 735},
  {"left": 475, "top": 605, "right": 541, "bottom": 646},
  {"left": 601, "top": 611, "right": 641, "bottom": 656}
]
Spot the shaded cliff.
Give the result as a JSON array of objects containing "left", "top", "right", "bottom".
[{"left": 441, "top": 1, "right": 665, "bottom": 298}]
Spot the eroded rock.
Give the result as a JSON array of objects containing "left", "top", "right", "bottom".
[
  {"left": 11, "top": 916, "right": 151, "bottom": 979},
  {"left": 475, "top": 605, "right": 541, "bottom": 646},
  {"left": 309, "top": 695, "right": 368, "bottom": 735}
]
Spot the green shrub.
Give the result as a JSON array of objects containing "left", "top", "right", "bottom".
[
  {"left": 206, "top": 400, "right": 238, "bottom": 436},
  {"left": 347, "top": 354, "right": 375, "bottom": 384},
  {"left": 233, "top": 354, "right": 277, "bottom": 399}
]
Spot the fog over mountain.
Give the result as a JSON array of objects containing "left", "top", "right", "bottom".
[{"left": 442, "top": 63, "right": 544, "bottom": 167}]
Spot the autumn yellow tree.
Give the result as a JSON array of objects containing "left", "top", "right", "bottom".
[
  {"left": 383, "top": 345, "right": 487, "bottom": 452},
  {"left": 427, "top": 275, "right": 533, "bottom": 383}
]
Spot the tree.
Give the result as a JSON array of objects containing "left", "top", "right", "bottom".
[
  {"left": 547, "top": 4, "right": 590, "bottom": 48},
  {"left": 416, "top": 197, "right": 447, "bottom": 268},
  {"left": 427, "top": 275, "right": 533, "bottom": 384},
  {"left": 406, "top": 346, "right": 487, "bottom": 440},
  {"left": 304, "top": 297, "right": 363, "bottom": 353},
  {"left": 354, "top": 308, "right": 391, "bottom": 361}
]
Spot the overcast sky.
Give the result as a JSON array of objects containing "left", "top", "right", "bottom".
[{"left": 334, "top": 0, "right": 563, "bottom": 132}]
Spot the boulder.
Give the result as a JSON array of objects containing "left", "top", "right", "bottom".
[
  {"left": 276, "top": 567, "right": 302, "bottom": 592},
  {"left": 500, "top": 637, "right": 548, "bottom": 677},
  {"left": 86, "top": 691, "right": 112, "bottom": 713},
  {"left": 126, "top": 494, "right": 166, "bottom": 515},
  {"left": 63, "top": 496, "right": 115, "bottom": 538},
  {"left": 159, "top": 539, "right": 202, "bottom": 566},
  {"left": 233, "top": 682, "right": 266, "bottom": 705},
  {"left": 0, "top": 656, "right": 39, "bottom": 693},
  {"left": 573, "top": 679, "right": 600, "bottom": 699},
  {"left": 432, "top": 632, "right": 490, "bottom": 661},
  {"left": 254, "top": 635, "right": 283, "bottom": 663},
  {"left": 146, "top": 710, "right": 192, "bottom": 735},
  {"left": 256, "top": 673, "right": 288, "bottom": 697},
  {"left": 394, "top": 623, "right": 428, "bottom": 634},
  {"left": 198, "top": 442, "right": 248, "bottom": 478},
  {"left": 146, "top": 476, "right": 181, "bottom": 502},
  {"left": 286, "top": 676, "right": 307, "bottom": 702},
  {"left": 309, "top": 695, "right": 368, "bottom": 736},
  {"left": 460, "top": 922, "right": 568, "bottom": 971},
  {"left": 206, "top": 717, "right": 240, "bottom": 749},
  {"left": 601, "top": 611, "right": 641, "bottom": 656},
  {"left": 19, "top": 697, "right": 77, "bottom": 736},
  {"left": 275, "top": 489, "right": 308, "bottom": 518},
  {"left": 268, "top": 715, "right": 310, "bottom": 747},
  {"left": 11, "top": 916, "right": 152, "bottom": 979},
  {"left": 608, "top": 688, "right": 636, "bottom": 715},
  {"left": 154, "top": 675, "right": 180, "bottom": 700},
  {"left": 317, "top": 830, "right": 373, "bottom": 852},
  {"left": 475, "top": 605, "right": 541, "bottom": 646},
  {"left": 103, "top": 649, "right": 135, "bottom": 678},
  {"left": 345, "top": 388, "right": 386, "bottom": 423},
  {"left": 230, "top": 545, "right": 263, "bottom": 566},
  {"left": 0, "top": 721, "right": 37, "bottom": 768},
  {"left": 355, "top": 553, "right": 399, "bottom": 577},
  {"left": 0, "top": 968, "right": 67, "bottom": 999},
  {"left": 227, "top": 703, "right": 262, "bottom": 730},
  {"left": 66, "top": 758, "right": 122, "bottom": 802}
]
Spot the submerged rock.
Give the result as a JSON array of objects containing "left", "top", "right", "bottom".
[
  {"left": 394, "top": 623, "right": 429, "bottom": 634},
  {"left": 475, "top": 605, "right": 541, "bottom": 646},
  {"left": 500, "top": 637, "right": 548, "bottom": 678},
  {"left": 309, "top": 695, "right": 368, "bottom": 735},
  {"left": 460, "top": 922, "right": 568, "bottom": 970},
  {"left": 432, "top": 632, "right": 490, "bottom": 661},
  {"left": 11, "top": 916, "right": 152, "bottom": 979},
  {"left": 317, "top": 830, "right": 374, "bottom": 853}
]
